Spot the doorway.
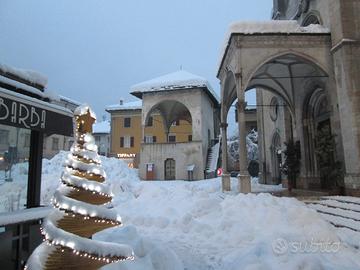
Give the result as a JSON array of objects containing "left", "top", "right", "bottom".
[{"left": 164, "top": 158, "right": 176, "bottom": 180}]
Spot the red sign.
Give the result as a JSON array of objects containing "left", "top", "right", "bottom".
[{"left": 217, "top": 168, "right": 223, "bottom": 176}]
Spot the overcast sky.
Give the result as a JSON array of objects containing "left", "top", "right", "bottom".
[{"left": 0, "top": 0, "right": 272, "bottom": 119}]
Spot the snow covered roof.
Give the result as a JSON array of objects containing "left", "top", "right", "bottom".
[
  {"left": 59, "top": 95, "right": 82, "bottom": 106},
  {"left": 218, "top": 20, "right": 330, "bottom": 74},
  {"left": 93, "top": 121, "right": 110, "bottom": 134},
  {"left": 227, "top": 20, "right": 330, "bottom": 35},
  {"left": 106, "top": 100, "right": 142, "bottom": 112},
  {"left": 0, "top": 87, "right": 73, "bottom": 117},
  {"left": 0, "top": 63, "right": 48, "bottom": 88},
  {"left": 130, "top": 70, "right": 219, "bottom": 104}
]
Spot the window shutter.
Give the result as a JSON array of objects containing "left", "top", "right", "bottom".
[
  {"left": 120, "top": 137, "right": 124, "bottom": 147},
  {"left": 130, "top": 137, "right": 134, "bottom": 147}
]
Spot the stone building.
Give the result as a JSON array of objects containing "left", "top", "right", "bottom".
[
  {"left": 128, "top": 70, "right": 220, "bottom": 180},
  {"left": 218, "top": 0, "right": 360, "bottom": 195},
  {"left": 106, "top": 99, "right": 193, "bottom": 168}
]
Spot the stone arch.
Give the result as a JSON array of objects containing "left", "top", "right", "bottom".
[
  {"left": 243, "top": 51, "right": 330, "bottom": 91},
  {"left": 242, "top": 51, "right": 329, "bottom": 120},
  {"left": 221, "top": 70, "right": 237, "bottom": 123},
  {"left": 144, "top": 99, "right": 193, "bottom": 141},
  {"left": 302, "top": 87, "right": 331, "bottom": 183}
]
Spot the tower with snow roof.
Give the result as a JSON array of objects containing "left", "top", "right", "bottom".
[{"left": 130, "top": 70, "right": 220, "bottom": 181}]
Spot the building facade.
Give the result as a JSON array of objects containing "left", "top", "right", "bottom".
[
  {"left": 106, "top": 100, "right": 193, "bottom": 168},
  {"left": 130, "top": 70, "right": 220, "bottom": 180},
  {"left": 218, "top": 0, "right": 360, "bottom": 195}
]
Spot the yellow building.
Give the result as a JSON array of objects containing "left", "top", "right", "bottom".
[{"left": 106, "top": 100, "right": 192, "bottom": 166}]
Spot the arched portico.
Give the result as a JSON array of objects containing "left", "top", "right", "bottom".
[
  {"left": 218, "top": 21, "right": 338, "bottom": 192},
  {"left": 144, "top": 100, "right": 193, "bottom": 142}
]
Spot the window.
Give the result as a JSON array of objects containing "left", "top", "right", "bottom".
[
  {"left": 52, "top": 138, "right": 59, "bottom": 151},
  {"left": 94, "top": 135, "right": 100, "bottom": 142},
  {"left": 168, "top": 135, "right": 176, "bottom": 142},
  {"left": 24, "top": 133, "right": 31, "bottom": 147},
  {"left": 124, "top": 117, "right": 131, "bottom": 128},
  {"left": 0, "top": 124, "right": 29, "bottom": 213},
  {"left": 122, "top": 136, "right": 134, "bottom": 148},
  {"left": 145, "top": 135, "right": 153, "bottom": 143},
  {"left": 120, "top": 137, "right": 124, "bottom": 147},
  {"left": 171, "top": 120, "right": 180, "bottom": 126},
  {"left": 153, "top": 136, "right": 157, "bottom": 143},
  {"left": 188, "top": 135, "right": 192, "bottom": 142},
  {"left": 146, "top": 117, "right": 153, "bottom": 127},
  {"left": 0, "top": 129, "right": 9, "bottom": 145},
  {"left": 124, "top": 136, "right": 130, "bottom": 148}
]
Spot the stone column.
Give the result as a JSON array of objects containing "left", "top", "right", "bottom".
[
  {"left": 329, "top": 0, "right": 360, "bottom": 196},
  {"left": 237, "top": 100, "right": 251, "bottom": 193},
  {"left": 220, "top": 122, "right": 231, "bottom": 191},
  {"left": 235, "top": 73, "right": 251, "bottom": 193}
]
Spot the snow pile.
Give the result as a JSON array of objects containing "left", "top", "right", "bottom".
[
  {"left": 41, "top": 151, "right": 141, "bottom": 205},
  {"left": 103, "top": 179, "right": 360, "bottom": 270},
  {"left": 2, "top": 152, "right": 360, "bottom": 269},
  {"left": 96, "top": 226, "right": 183, "bottom": 270},
  {"left": 0, "top": 161, "right": 29, "bottom": 212},
  {"left": 0, "top": 151, "right": 141, "bottom": 212},
  {"left": 0, "top": 63, "right": 48, "bottom": 87}
]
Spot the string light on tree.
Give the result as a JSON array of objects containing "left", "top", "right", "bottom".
[{"left": 26, "top": 104, "right": 134, "bottom": 270}]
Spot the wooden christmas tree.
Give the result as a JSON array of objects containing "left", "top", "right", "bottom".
[{"left": 26, "top": 104, "right": 134, "bottom": 270}]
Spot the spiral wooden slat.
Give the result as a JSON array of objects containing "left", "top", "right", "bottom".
[{"left": 26, "top": 105, "right": 134, "bottom": 270}]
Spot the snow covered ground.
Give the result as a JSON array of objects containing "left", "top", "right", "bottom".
[{"left": 1, "top": 152, "right": 360, "bottom": 269}]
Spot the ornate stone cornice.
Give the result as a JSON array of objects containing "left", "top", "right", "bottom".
[{"left": 233, "top": 34, "right": 331, "bottom": 49}]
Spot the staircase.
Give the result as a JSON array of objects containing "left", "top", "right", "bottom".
[
  {"left": 305, "top": 196, "right": 360, "bottom": 232},
  {"left": 205, "top": 141, "right": 220, "bottom": 178}
]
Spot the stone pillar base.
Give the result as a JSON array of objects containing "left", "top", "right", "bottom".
[
  {"left": 238, "top": 174, "right": 251, "bottom": 193},
  {"left": 222, "top": 174, "right": 231, "bottom": 192},
  {"left": 344, "top": 174, "right": 360, "bottom": 190}
]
